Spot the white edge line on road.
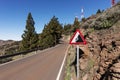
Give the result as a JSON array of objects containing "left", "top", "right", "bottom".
[{"left": 56, "top": 45, "right": 70, "bottom": 80}]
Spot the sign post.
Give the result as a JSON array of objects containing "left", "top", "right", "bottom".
[
  {"left": 69, "top": 29, "right": 86, "bottom": 80},
  {"left": 77, "top": 45, "right": 79, "bottom": 80}
]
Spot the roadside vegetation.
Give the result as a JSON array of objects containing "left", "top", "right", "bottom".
[{"left": 20, "top": 13, "right": 63, "bottom": 51}]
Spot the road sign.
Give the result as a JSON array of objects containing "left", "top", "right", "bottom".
[
  {"left": 69, "top": 29, "right": 86, "bottom": 45},
  {"left": 69, "top": 29, "right": 86, "bottom": 80}
]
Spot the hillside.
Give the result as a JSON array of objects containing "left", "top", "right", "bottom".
[
  {"left": 67, "top": 1, "right": 120, "bottom": 80},
  {"left": 0, "top": 40, "right": 14, "bottom": 47},
  {"left": 0, "top": 40, "right": 20, "bottom": 56},
  {"left": 81, "top": 2, "right": 120, "bottom": 30}
]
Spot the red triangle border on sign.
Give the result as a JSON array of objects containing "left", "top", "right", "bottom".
[{"left": 69, "top": 29, "right": 87, "bottom": 45}]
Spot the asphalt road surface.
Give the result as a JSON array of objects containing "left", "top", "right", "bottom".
[{"left": 0, "top": 43, "right": 68, "bottom": 80}]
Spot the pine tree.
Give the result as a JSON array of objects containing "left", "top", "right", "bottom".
[
  {"left": 72, "top": 17, "right": 80, "bottom": 32},
  {"left": 48, "top": 16, "right": 63, "bottom": 45},
  {"left": 20, "top": 12, "right": 38, "bottom": 51},
  {"left": 39, "top": 16, "right": 63, "bottom": 48},
  {"left": 96, "top": 9, "right": 101, "bottom": 14},
  {"left": 63, "top": 24, "right": 72, "bottom": 35}
]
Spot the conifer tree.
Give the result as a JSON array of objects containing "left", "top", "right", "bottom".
[
  {"left": 96, "top": 9, "right": 102, "bottom": 14},
  {"left": 72, "top": 17, "right": 80, "bottom": 32},
  {"left": 21, "top": 12, "right": 38, "bottom": 50},
  {"left": 63, "top": 24, "right": 72, "bottom": 35},
  {"left": 39, "top": 16, "right": 62, "bottom": 48}
]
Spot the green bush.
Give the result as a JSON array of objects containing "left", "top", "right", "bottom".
[{"left": 101, "top": 20, "right": 112, "bottom": 29}]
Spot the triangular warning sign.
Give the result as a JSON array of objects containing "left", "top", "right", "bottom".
[{"left": 69, "top": 29, "right": 86, "bottom": 45}]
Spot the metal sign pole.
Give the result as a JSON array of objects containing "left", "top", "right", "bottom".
[
  {"left": 69, "top": 29, "right": 87, "bottom": 80},
  {"left": 77, "top": 45, "right": 79, "bottom": 80}
]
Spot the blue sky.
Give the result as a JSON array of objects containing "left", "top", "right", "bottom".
[{"left": 0, "top": 0, "right": 113, "bottom": 40}]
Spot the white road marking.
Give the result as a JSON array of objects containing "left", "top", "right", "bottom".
[{"left": 56, "top": 45, "right": 70, "bottom": 80}]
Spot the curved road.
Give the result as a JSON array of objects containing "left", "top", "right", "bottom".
[{"left": 0, "top": 43, "right": 68, "bottom": 80}]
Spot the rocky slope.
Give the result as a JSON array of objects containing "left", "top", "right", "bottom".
[
  {"left": 80, "top": 23, "right": 120, "bottom": 80},
  {"left": 68, "top": 2, "right": 120, "bottom": 80}
]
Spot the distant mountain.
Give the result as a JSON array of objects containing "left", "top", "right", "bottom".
[
  {"left": 0, "top": 40, "right": 20, "bottom": 56},
  {"left": 0, "top": 40, "right": 14, "bottom": 47}
]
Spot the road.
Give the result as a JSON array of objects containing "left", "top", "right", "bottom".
[{"left": 0, "top": 43, "right": 68, "bottom": 80}]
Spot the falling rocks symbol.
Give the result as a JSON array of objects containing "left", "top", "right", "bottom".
[
  {"left": 69, "top": 29, "right": 86, "bottom": 45},
  {"left": 76, "top": 35, "right": 84, "bottom": 42}
]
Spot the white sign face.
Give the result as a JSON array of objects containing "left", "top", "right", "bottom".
[
  {"left": 69, "top": 29, "right": 86, "bottom": 45},
  {"left": 71, "top": 32, "right": 80, "bottom": 43}
]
